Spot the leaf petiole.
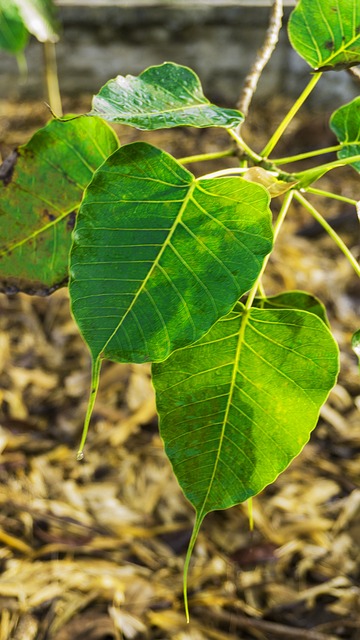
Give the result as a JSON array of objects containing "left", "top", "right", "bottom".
[
  {"left": 261, "top": 73, "right": 322, "bottom": 158},
  {"left": 178, "top": 148, "right": 235, "bottom": 165},
  {"left": 227, "top": 128, "right": 263, "bottom": 163},
  {"left": 245, "top": 190, "right": 295, "bottom": 310},
  {"left": 270, "top": 144, "right": 343, "bottom": 165},
  {"left": 294, "top": 191, "right": 360, "bottom": 278},
  {"left": 295, "top": 155, "right": 360, "bottom": 184},
  {"left": 304, "top": 187, "right": 358, "bottom": 206}
]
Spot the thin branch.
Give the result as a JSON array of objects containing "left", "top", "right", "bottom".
[{"left": 236, "top": 0, "right": 283, "bottom": 125}]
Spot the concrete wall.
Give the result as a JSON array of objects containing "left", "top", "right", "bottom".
[{"left": 0, "top": 2, "right": 358, "bottom": 107}]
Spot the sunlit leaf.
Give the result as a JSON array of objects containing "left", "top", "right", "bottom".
[
  {"left": 330, "top": 96, "right": 360, "bottom": 172},
  {"left": 288, "top": 0, "right": 360, "bottom": 71},
  {"left": 153, "top": 304, "right": 339, "bottom": 597},
  {"left": 90, "top": 62, "right": 244, "bottom": 130},
  {"left": 69, "top": 142, "right": 272, "bottom": 365},
  {"left": 0, "top": 116, "right": 119, "bottom": 294}
]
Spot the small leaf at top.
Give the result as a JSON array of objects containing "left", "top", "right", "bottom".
[
  {"left": 330, "top": 97, "right": 360, "bottom": 172},
  {"left": 69, "top": 142, "right": 272, "bottom": 365},
  {"left": 0, "top": 1, "right": 28, "bottom": 54},
  {"left": 288, "top": 0, "right": 360, "bottom": 72},
  {"left": 90, "top": 62, "right": 244, "bottom": 130},
  {"left": 0, "top": 116, "right": 119, "bottom": 294}
]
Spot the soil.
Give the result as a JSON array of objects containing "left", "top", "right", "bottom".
[{"left": 0, "top": 93, "right": 359, "bottom": 640}]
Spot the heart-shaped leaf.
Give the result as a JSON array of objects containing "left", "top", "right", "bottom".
[
  {"left": 152, "top": 303, "right": 339, "bottom": 611},
  {"left": 0, "top": 2, "right": 28, "bottom": 54},
  {"left": 288, "top": 0, "right": 360, "bottom": 71},
  {"left": 90, "top": 62, "right": 244, "bottom": 130},
  {"left": 330, "top": 97, "right": 360, "bottom": 172},
  {"left": 69, "top": 142, "right": 272, "bottom": 365},
  {"left": 0, "top": 116, "right": 119, "bottom": 294}
]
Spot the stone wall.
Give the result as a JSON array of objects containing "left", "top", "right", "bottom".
[{"left": 0, "top": 2, "right": 358, "bottom": 107}]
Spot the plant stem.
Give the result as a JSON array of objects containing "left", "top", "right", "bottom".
[
  {"left": 178, "top": 148, "right": 235, "bottom": 165},
  {"left": 295, "top": 154, "right": 360, "bottom": 182},
  {"left": 43, "top": 41, "right": 63, "bottom": 117},
  {"left": 245, "top": 190, "right": 294, "bottom": 310},
  {"left": 305, "top": 187, "right": 358, "bottom": 206},
  {"left": 261, "top": 73, "right": 322, "bottom": 158},
  {"left": 271, "top": 144, "right": 343, "bottom": 165},
  {"left": 200, "top": 167, "right": 251, "bottom": 180},
  {"left": 294, "top": 191, "right": 360, "bottom": 278},
  {"left": 227, "top": 128, "right": 263, "bottom": 163}
]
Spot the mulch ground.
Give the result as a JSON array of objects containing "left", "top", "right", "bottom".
[{"left": 0, "top": 93, "right": 359, "bottom": 640}]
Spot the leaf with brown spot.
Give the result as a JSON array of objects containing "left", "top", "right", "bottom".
[{"left": 0, "top": 116, "right": 119, "bottom": 295}]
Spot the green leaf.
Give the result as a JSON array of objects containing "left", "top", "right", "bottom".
[
  {"left": 0, "top": 116, "right": 119, "bottom": 294},
  {"left": 69, "top": 142, "right": 272, "bottom": 365},
  {"left": 0, "top": 1, "right": 28, "bottom": 54},
  {"left": 12, "top": 0, "right": 59, "bottom": 43},
  {"left": 152, "top": 304, "right": 339, "bottom": 613},
  {"left": 352, "top": 329, "right": 360, "bottom": 370},
  {"left": 330, "top": 97, "right": 360, "bottom": 172},
  {"left": 90, "top": 62, "right": 244, "bottom": 130},
  {"left": 288, "top": 0, "right": 360, "bottom": 71},
  {"left": 253, "top": 290, "right": 329, "bottom": 326}
]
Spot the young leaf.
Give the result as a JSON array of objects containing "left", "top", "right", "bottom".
[
  {"left": 90, "top": 62, "right": 244, "bottom": 130},
  {"left": 288, "top": 0, "right": 360, "bottom": 71},
  {"left": 0, "top": 1, "right": 28, "bottom": 54},
  {"left": 152, "top": 304, "right": 339, "bottom": 610},
  {"left": 0, "top": 116, "right": 119, "bottom": 294},
  {"left": 330, "top": 97, "right": 360, "bottom": 172},
  {"left": 69, "top": 142, "right": 273, "bottom": 365}
]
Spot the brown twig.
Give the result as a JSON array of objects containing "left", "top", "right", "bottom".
[
  {"left": 194, "top": 607, "right": 338, "bottom": 640},
  {"left": 236, "top": 0, "right": 283, "bottom": 125}
]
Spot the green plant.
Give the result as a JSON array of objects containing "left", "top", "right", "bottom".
[
  {"left": 0, "top": 0, "right": 62, "bottom": 115},
  {"left": 0, "top": 0, "right": 359, "bottom": 618}
]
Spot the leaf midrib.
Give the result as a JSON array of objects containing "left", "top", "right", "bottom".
[
  {"left": 0, "top": 207, "right": 73, "bottom": 257},
  {"left": 197, "top": 309, "right": 249, "bottom": 520},
  {"left": 98, "top": 179, "right": 197, "bottom": 360}
]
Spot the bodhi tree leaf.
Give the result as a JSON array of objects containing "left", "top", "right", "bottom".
[
  {"left": 0, "top": 116, "right": 119, "bottom": 294},
  {"left": 0, "top": 1, "right": 28, "bottom": 54},
  {"left": 69, "top": 142, "right": 272, "bottom": 367},
  {"left": 253, "top": 290, "right": 329, "bottom": 325},
  {"left": 152, "top": 303, "right": 339, "bottom": 617},
  {"left": 288, "top": 0, "right": 360, "bottom": 71},
  {"left": 90, "top": 62, "right": 244, "bottom": 130},
  {"left": 330, "top": 97, "right": 360, "bottom": 172}
]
